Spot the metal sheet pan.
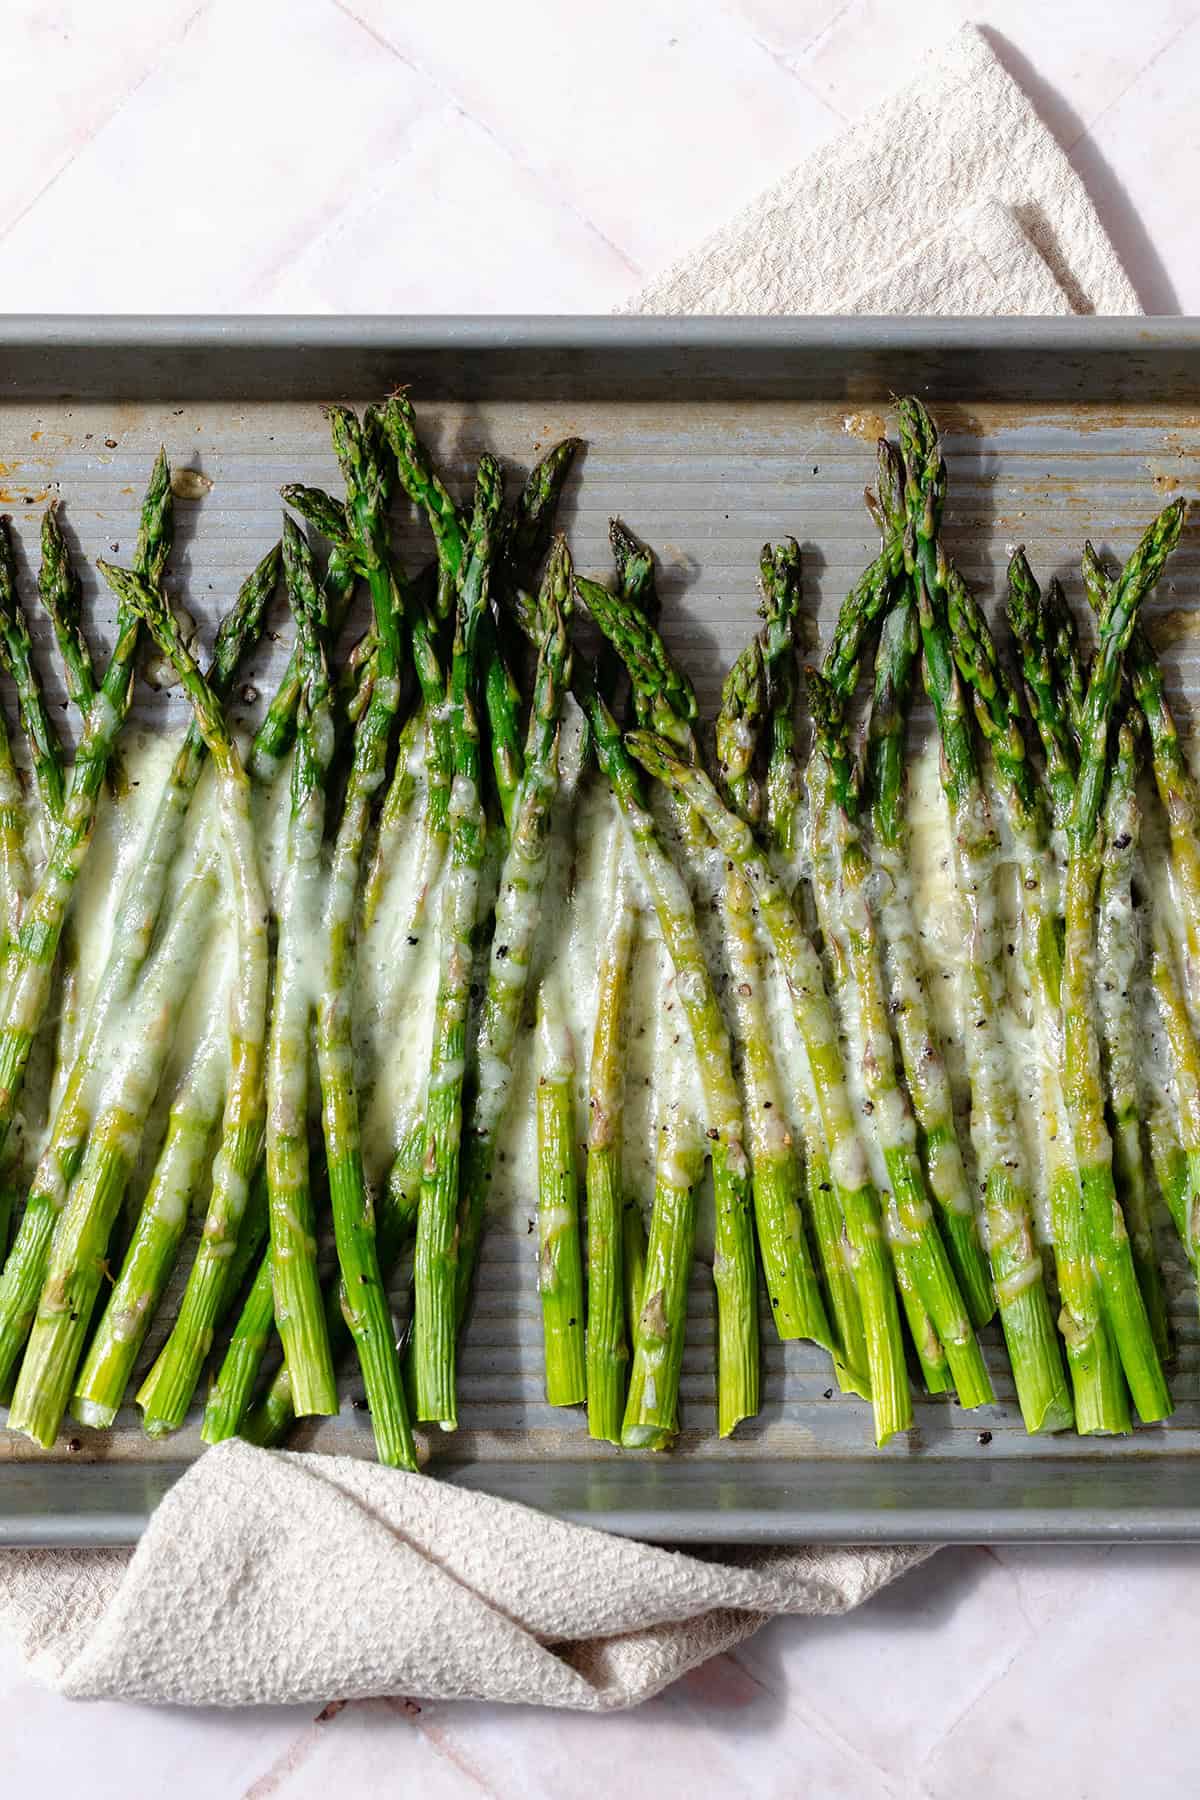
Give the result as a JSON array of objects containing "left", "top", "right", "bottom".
[{"left": 1, "top": 315, "right": 1199, "bottom": 1546}]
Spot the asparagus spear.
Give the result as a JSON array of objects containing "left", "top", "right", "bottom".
[
  {"left": 249, "top": 546, "right": 355, "bottom": 784},
  {"left": 1082, "top": 544, "right": 1200, "bottom": 1287},
  {"left": 0, "top": 451, "right": 169, "bottom": 1160},
  {"left": 577, "top": 676, "right": 760, "bottom": 1438},
  {"left": 380, "top": 393, "right": 578, "bottom": 831},
  {"left": 810, "top": 644, "right": 949, "bottom": 1397},
  {"left": 309, "top": 427, "right": 423, "bottom": 1470},
  {"left": 759, "top": 542, "right": 869, "bottom": 1396},
  {"left": 5, "top": 863, "right": 218, "bottom": 1444},
  {"left": 0, "top": 695, "right": 29, "bottom": 969},
  {"left": 213, "top": 666, "right": 430, "bottom": 1450},
  {"left": 38, "top": 501, "right": 96, "bottom": 711},
  {"left": 1084, "top": 539, "right": 1200, "bottom": 1026},
  {"left": 480, "top": 435, "right": 580, "bottom": 830},
  {"left": 716, "top": 639, "right": 835, "bottom": 1355},
  {"left": 582, "top": 537, "right": 921, "bottom": 1430},
  {"left": 200, "top": 1241, "right": 275, "bottom": 1444},
  {"left": 1004, "top": 548, "right": 1132, "bottom": 1429},
  {"left": 98, "top": 569, "right": 270, "bottom": 1437},
  {"left": 586, "top": 852, "right": 637, "bottom": 1441},
  {"left": 0, "top": 541, "right": 277, "bottom": 1394},
  {"left": 805, "top": 666, "right": 993, "bottom": 1409},
  {"left": 0, "top": 516, "right": 65, "bottom": 821},
  {"left": 536, "top": 978, "right": 586, "bottom": 1406},
  {"left": 454, "top": 540, "right": 574, "bottom": 1329},
  {"left": 1006, "top": 553, "right": 1077, "bottom": 830},
  {"left": 758, "top": 539, "right": 803, "bottom": 857},
  {"left": 1096, "top": 711, "right": 1169, "bottom": 1355},
  {"left": 284, "top": 418, "right": 453, "bottom": 868},
  {"left": 506, "top": 437, "right": 584, "bottom": 591},
  {"left": 572, "top": 577, "right": 760, "bottom": 1438},
  {"left": 32, "top": 504, "right": 93, "bottom": 1096},
  {"left": 71, "top": 1017, "right": 227, "bottom": 1428},
  {"left": 1060, "top": 499, "right": 1185, "bottom": 1422},
  {"left": 0, "top": 462, "right": 175, "bottom": 1401},
  {"left": 1082, "top": 543, "right": 1200, "bottom": 1295},
  {"left": 622, "top": 1192, "right": 648, "bottom": 1353},
  {"left": 233, "top": 1120, "right": 426, "bottom": 1450},
  {"left": 412, "top": 459, "right": 503, "bottom": 1428},
  {"left": 1148, "top": 914, "right": 1200, "bottom": 1277},
  {"left": 622, "top": 726, "right": 910, "bottom": 1442},
  {"left": 898, "top": 399, "right": 1076, "bottom": 1433},
  {"left": 856, "top": 443, "right": 996, "bottom": 1333},
  {"left": 262, "top": 517, "right": 339, "bottom": 1418},
  {"left": 622, "top": 1099, "right": 706, "bottom": 1448}
]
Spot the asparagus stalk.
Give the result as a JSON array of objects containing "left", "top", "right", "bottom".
[
  {"left": 759, "top": 543, "right": 869, "bottom": 1396},
  {"left": 32, "top": 504, "right": 92, "bottom": 1096},
  {"left": 0, "top": 697, "right": 28, "bottom": 967},
  {"left": 5, "top": 864, "right": 218, "bottom": 1444},
  {"left": 0, "top": 516, "right": 66, "bottom": 821},
  {"left": 360, "top": 703, "right": 429, "bottom": 936},
  {"left": 586, "top": 852, "right": 636, "bottom": 1442},
  {"left": 71, "top": 1017, "right": 227, "bottom": 1428},
  {"left": 1084, "top": 538, "right": 1200, "bottom": 1025},
  {"left": 1146, "top": 1099, "right": 1198, "bottom": 1292},
  {"left": 568, "top": 676, "right": 760, "bottom": 1437},
  {"left": 454, "top": 540, "right": 574, "bottom": 1328},
  {"left": 0, "top": 451, "right": 169, "bottom": 1160},
  {"left": 309, "top": 420, "right": 423, "bottom": 1469},
  {"left": 624, "top": 726, "right": 911, "bottom": 1442},
  {"left": 100, "top": 570, "right": 270, "bottom": 1437},
  {"left": 804, "top": 669, "right": 993, "bottom": 1410},
  {"left": 758, "top": 539, "right": 803, "bottom": 856},
  {"left": 479, "top": 436, "right": 580, "bottom": 829},
  {"left": 865, "top": 603, "right": 987, "bottom": 1314},
  {"left": 0, "top": 460, "right": 175, "bottom": 1402},
  {"left": 248, "top": 546, "right": 355, "bottom": 784},
  {"left": 1060, "top": 499, "right": 1185, "bottom": 1423},
  {"left": 0, "top": 540, "right": 277, "bottom": 1394},
  {"left": 716, "top": 639, "right": 835, "bottom": 1355},
  {"left": 857, "top": 442, "right": 996, "bottom": 1333},
  {"left": 899, "top": 399, "right": 1077, "bottom": 1432},
  {"left": 262, "top": 517, "right": 339, "bottom": 1418},
  {"left": 1095, "top": 712, "right": 1169, "bottom": 1355},
  {"left": 623, "top": 1193, "right": 648, "bottom": 1351},
  {"left": 809, "top": 658, "right": 949, "bottom": 1395},
  {"left": 622, "top": 1100, "right": 706, "bottom": 1448},
  {"left": 1006, "top": 553, "right": 1077, "bottom": 830},
  {"left": 537, "top": 979, "right": 586, "bottom": 1407},
  {"left": 1148, "top": 915, "right": 1200, "bottom": 1274},
  {"left": 411, "top": 459, "right": 503, "bottom": 1428},
  {"left": 380, "top": 393, "right": 579, "bottom": 832},
  {"left": 233, "top": 1120, "right": 426, "bottom": 1450},
  {"left": 285, "top": 424, "right": 453, "bottom": 869},
  {"left": 1004, "top": 548, "right": 1131, "bottom": 1429},
  {"left": 571, "top": 569, "right": 760, "bottom": 1437},
  {"left": 591, "top": 685, "right": 763, "bottom": 1435},
  {"left": 1083, "top": 544, "right": 1200, "bottom": 1286},
  {"left": 38, "top": 501, "right": 96, "bottom": 712},
  {"left": 201, "top": 1243, "right": 275, "bottom": 1444}
]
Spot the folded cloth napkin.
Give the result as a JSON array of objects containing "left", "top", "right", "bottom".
[
  {"left": 0, "top": 21, "right": 1140, "bottom": 1711},
  {"left": 628, "top": 22, "right": 1138, "bottom": 317}
]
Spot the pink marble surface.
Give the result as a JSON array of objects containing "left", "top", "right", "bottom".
[{"left": 1, "top": 1, "right": 1198, "bottom": 1792}]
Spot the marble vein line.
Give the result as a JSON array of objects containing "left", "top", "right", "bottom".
[
  {"left": 0, "top": 0, "right": 214, "bottom": 254},
  {"left": 736, "top": 0, "right": 861, "bottom": 120},
  {"left": 1059, "top": 8, "right": 1200, "bottom": 148},
  {"left": 329, "top": 0, "right": 646, "bottom": 280}
]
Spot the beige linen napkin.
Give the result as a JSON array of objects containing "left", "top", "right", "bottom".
[{"left": 0, "top": 22, "right": 1140, "bottom": 1710}]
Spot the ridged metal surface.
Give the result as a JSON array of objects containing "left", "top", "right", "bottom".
[{"left": 0, "top": 318, "right": 1199, "bottom": 1543}]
